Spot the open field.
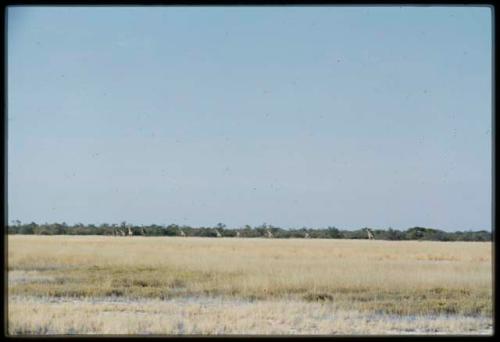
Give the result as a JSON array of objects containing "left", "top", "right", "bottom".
[{"left": 7, "top": 235, "right": 493, "bottom": 335}]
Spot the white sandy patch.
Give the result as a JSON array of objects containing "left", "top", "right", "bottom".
[{"left": 8, "top": 295, "right": 493, "bottom": 336}]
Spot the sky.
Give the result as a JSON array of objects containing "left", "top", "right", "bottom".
[{"left": 7, "top": 6, "right": 492, "bottom": 231}]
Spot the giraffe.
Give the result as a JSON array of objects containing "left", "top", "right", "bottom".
[
  {"left": 117, "top": 222, "right": 130, "bottom": 237},
  {"left": 266, "top": 229, "right": 273, "bottom": 238},
  {"left": 366, "top": 228, "right": 375, "bottom": 240},
  {"left": 216, "top": 230, "right": 222, "bottom": 238}
]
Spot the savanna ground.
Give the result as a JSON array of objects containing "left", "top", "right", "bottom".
[{"left": 7, "top": 235, "right": 493, "bottom": 335}]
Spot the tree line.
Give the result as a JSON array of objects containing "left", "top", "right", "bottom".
[{"left": 6, "top": 221, "right": 491, "bottom": 241}]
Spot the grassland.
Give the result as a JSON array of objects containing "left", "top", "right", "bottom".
[{"left": 7, "top": 235, "right": 493, "bottom": 335}]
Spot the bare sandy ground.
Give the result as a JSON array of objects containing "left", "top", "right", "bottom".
[{"left": 8, "top": 295, "right": 493, "bottom": 336}]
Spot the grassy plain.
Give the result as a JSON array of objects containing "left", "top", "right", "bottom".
[{"left": 7, "top": 235, "right": 493, "bottom": 335}]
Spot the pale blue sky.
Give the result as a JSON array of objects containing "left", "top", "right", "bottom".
[{"left": 7, "top": 6, "right": 492, "bottom": 231}]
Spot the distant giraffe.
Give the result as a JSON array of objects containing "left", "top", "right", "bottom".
[
  {"left": 128, "top": 226, "right": 133, "bottom": 237},
  {"left": 111, "top": 225, "right": 117, "bottom": 236},
  {"left": 216, "top": 230, "right": 222, "bottom": 238},
  {"left": 266, "top": 230, "right": 273, "bottom": 238},
  {"left": 366, "top": 228, "right": 375, "bottom": 240},
  {"left": 119, "top": 222, "right": 129, "bottom": 237}
]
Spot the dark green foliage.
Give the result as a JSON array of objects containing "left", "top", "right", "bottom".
[
  {"left": 6, "top": 221, "right": 491, "bottom": 241},
  {"left": 342, "top": 229, "right": 369, "bottom": 240},
  {"left": 327, "top": 226, "right": 343, "bottom": 238}
]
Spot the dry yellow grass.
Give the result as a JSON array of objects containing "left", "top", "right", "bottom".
[
  {"left": 8, "top": 296, "right": 493, "bottom": 335},
  {"left": 7, "top": 235, "right": 493, "bottom": 335}
]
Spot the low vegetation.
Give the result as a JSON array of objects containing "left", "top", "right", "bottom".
[
  {"left": 9, "top": 296, "right": 492, "bottom": 335},
  {"left": 8, "top": 235, "right": 492, "bottom": 335}
]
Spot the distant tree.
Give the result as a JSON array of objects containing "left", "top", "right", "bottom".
[
  {"left": 165, "top": 224, "right": 180, "bottom": 236},
  {"left": 19, "top": 222, "right": 36, "bottom": 234},
  {"left": 386, "top": 227, "right": 405, "bottom": 240},
  {"left": 327, "top": 226, "right": 342, "bottom": 239},
  {"left": 406, "top": 227, "right": 426, "bottom": 240}
]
